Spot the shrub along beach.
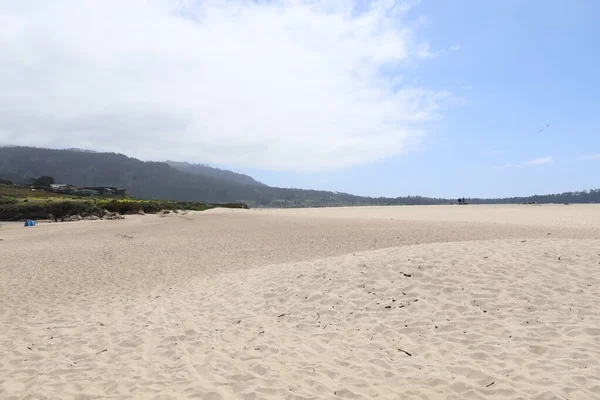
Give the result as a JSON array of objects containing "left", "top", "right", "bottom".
[{"left": 0, "top": 182, "right": 248, "bottom": 222}]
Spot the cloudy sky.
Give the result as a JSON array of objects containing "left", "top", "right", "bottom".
[{"left": 1, "top": 0, "right": 598, "bottom": 197}]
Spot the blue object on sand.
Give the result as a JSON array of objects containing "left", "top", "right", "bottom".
[{"left": 24, "top": 219, "right": 36, "bottom": 227}]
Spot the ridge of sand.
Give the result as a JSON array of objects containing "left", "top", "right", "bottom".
[{"left": 1, "top": 205, "right": 600, "bottom": 399}]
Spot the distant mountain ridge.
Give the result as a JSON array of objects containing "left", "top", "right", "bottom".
[
  {"left": 166, "top": 161, "right": 265, "bottom": 187},
  {"left": 65, "top": 148, "right": 97, "bottom": 153},
  {"left": 1, "top": 146, "right": 599, "bottom": 206},
  {"left": 0, "top": 146, "right": 372, "bottom": 205}
]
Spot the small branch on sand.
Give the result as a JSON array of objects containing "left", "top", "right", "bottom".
[
  {"left": 96, "top": 349, "right": 107, "bottom": 355},
  {"left": 397, "top": 348, "right": 412, "bottom": 356}
]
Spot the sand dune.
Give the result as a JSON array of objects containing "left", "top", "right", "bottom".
[{"left": 1, "top": 205, "right": 600, "bottom": 399}]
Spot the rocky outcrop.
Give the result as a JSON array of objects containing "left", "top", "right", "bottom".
[
  {"left": 103, "top": 211, "right": 124, "bottom": 220},
  {"left": 125, "top": 209, "right": 146, "bottom": 216},
  {"left": 62, "top": 209, "right": 124, "bottom": 222},
  {"left": 159, "top": 209, "right": 171, "bottom": 217}
]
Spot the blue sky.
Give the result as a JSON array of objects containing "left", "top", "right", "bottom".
[
  {"left": 233, "top": 0, "right": 600, "bottom": 198},
  {"left": 1, "top": 0, "right": 598, "bottom": 199}
]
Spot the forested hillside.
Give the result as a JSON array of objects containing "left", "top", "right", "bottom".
[
  {"left": 166, "top": 161, "right": 265, "bottom": 187},
  {"left": 1, "top": 146, "right": 598, "bottom": 206},
  {"left": 0, "top": 146, "right": 373, "bottom": 205}
]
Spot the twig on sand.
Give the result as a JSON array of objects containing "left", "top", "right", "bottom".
[
  {"left": 486, "top": 382, "right": 495, "bottom": 388},
  {"left": 397, "top": 348, "right": 412, "bottom": 356},
  {"left": 96, "top": 349, "right": 107, "bottom": 355}
]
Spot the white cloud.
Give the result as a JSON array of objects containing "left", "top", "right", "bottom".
[
  {"left": 0, "top": 0, "right": 451, "bottom": 172},
  {"left": 525, "top": 156, "right": 553, "bottom": 166},
  {"left": 581, "top": 154, "right": 600, "bottom": 160},
  {"left": 416, "top": 42, "right": 438, "bottom": 59},
  {"left": 416, "top": 42, "right": 461, "bottom": 59},
  {"left": 495, "top": 163, "right": 513, "bottom": 169},
  {"left": 495, "top": 155, "right": 552, "bottom": 169}
]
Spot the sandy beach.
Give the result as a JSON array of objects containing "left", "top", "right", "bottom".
[{"left": 1, "top": 204, "right": 600, "bottom": 399}]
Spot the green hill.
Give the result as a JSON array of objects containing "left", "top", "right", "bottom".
[{"left": 1, "top": 146, "right": 599, "bottom": 206}]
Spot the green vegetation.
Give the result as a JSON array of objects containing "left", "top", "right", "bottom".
[
  {"left": 0, "top": 184, "right": 249, "bottom": 221},
  {"left": 30, "top": 175, "right": 55, "bottom": 187}
]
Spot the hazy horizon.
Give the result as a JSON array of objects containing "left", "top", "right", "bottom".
[{"left": 3, "top": 144, "right": 598, "bottom": 201}]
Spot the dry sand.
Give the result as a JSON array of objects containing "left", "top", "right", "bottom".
[{"left": 1, "top": 204, "right": 600, "bottom": 399}]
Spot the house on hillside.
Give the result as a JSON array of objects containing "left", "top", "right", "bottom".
[
  {"left": 49, "top": 184, "right": 76, "bottom": 194},
  {"left": 44, "top": 183, "right": 128, "bottom": 197},
  {"left": 76, "top": 188, "right": 100, "bottom": 196},
  {"left": 81, "top": 187, "right": 129, "bottom": 196}
]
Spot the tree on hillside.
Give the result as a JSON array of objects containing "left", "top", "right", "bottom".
[{"left": 31, "top": 176, "right": 55, "bottom": 187}]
